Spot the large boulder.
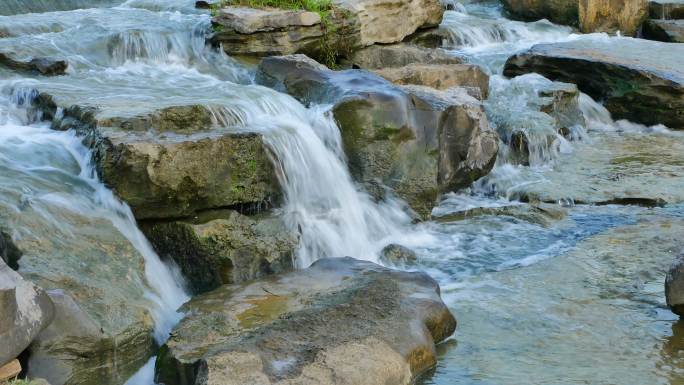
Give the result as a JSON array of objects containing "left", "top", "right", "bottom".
[
  {"left": 667, "top": 252, "right": 684, "bottom": 316},
  {"left": 155, "top": 257, "right": 456, "bottom": 385},
  {"left": 578, "top": 0, "right": 648, "bottom": 35},
  {"left": 502, "top": 0, "right": 579, "bottom": 26},
  {"left": 650, "top": 0, "right": 684, "bottom": 19},
  {"left": 37, "top": 100, "right": 280, "bottom": 220},
  {"left": 140, "top": 210, "right": 297, "bottom": 295},
  {"left": 0, "top": 258, "right": 54, "bottom": 367},
  {"left": 256, "top": 55, "right": 498, "bottom": 217},
  {"left": 643, "top": 19, "right": 684, "bottom": 42},
  {"left": 503, "top": 38, "right": 684, "bottom": 129},
  {"left": 211, "top": 0, "right": 443, "bottom": 61}
]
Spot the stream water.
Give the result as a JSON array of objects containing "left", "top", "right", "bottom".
[{"left": 1, "top": 0, "right": 683, "bottom": 384}]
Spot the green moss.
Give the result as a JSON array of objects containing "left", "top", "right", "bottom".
[{"left": 211, "top": 0, "right": 339, "bottom": 67}]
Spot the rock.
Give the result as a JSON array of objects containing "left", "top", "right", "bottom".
[
  {"left": 380, "top": 244, "right": 418, "bottom": 265},
  {"left": 538, "top": 81, "right": 585, "bottom": 135},
  {"left": 0, "top": 53, "right": 67, "bottom": 76},
  {"left": 155, "top": 257, "right": 456, "bottom": 385},
  {"left": 0, "top": 259, "right": 54, "bottom": 367},
  {"left": 140, "top": 210, "right": 297, "bottom": 295},
  {"left": 503, "top": 38, "right": 684, "bottom": 129},
  {"left": 666, "top": 251, "right": 684, "bottom": 316},
  {"left": 578, "top": 0, "right": 648, "bottom": 35},
  {"left": 432, "top": 203, "right": 567, "bottom": 227},
  {"left": 373, "top": 63, "right": 490, "bottom": 98},
  {"left": 502, "top": 0, "right": 579, "bottom": 26},
  {"left": 211, "top": 0, "right": 443, "bottom": 61},
  {"left": 650, "top": 0, "right": 684, "bottom": 19},
  {"left": 47, "top": 103, "right": 280, "bottom": 220},
  {"left": 0, "top": 229, "right": 21, "bottom": 270},
  {"left": 404, "top": 26, "right": 453, "bottom": 49},
  {"left": 345, "top": 43, "right": 461, "bottom": 69},
  {"left": 643, "top": 19, "right": 684, "bottom": 42},
  {"left": 256, "top": 55, "right": 498, "bottom": 218}
]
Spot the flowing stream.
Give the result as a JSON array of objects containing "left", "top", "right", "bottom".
[{"left": 1, "top": 0, "right": 684, "bottom": 385}]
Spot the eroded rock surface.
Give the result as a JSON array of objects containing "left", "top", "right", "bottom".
[
  {"left": 578, "top": 0, "right": 648, "bottom": 35},
  {"left": 503, "top": 38, "right": 684, "bottom": 129},
  {"left": 256, "top": 55, "right": 498, "bottom": 217},
  {"left": 374, "top": 63, "right": 490, "bottom": 98},
  {"left": 141, "top": 210, "right": 297, "bottom": 294},
  {"left": 346, "top": 43, "right": 461, "bottom": 69},
  {"left": 155, "top": 257, "right": 456, "bottom": 385}
]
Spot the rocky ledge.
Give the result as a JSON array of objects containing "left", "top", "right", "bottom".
[
  {"left": 504, "top": 38, "right": 684, "bottom": 129},
  {"left": 156, "top": 257, "right": 456, "bottom": 385},
  {"left": 256, "top": 54, "right": 498, "bottom": 218}
]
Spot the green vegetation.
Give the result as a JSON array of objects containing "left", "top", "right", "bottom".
[{"left": 210, "top": 0, "right": 339, "bottom": 67}]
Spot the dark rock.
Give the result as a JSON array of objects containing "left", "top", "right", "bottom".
[
  {"left": 503, "top": 38, "right": 684, "bottom": 129},
  {"left": 650, "top": 0, "right": 684, "bottom": 19},
  {"left": 0, "top": 229, "right": 21, "bottom": 270},
  {"left": 642, "top": 19, "right": 684, "bottom": 42},
  {"left": 666, "top": 251, "right": 684, "bottom": 316},
  {"left": 155, "top": 257, "right": 456, "bottom": 385},
  {"left": 140, "top": 210, "right": 297, "bottom": 295},
  {"left": 0, "top": 53, "right": 67, "bottom": 76},
  {"left": 502, "top": 0, "right": 579, "bottom": 26},
  {"left": 380, "top": 244, "right": 418, "bottom": 265}
]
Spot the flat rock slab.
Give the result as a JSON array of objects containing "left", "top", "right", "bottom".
[
  {"left": 643, "top": 19, "right": 684, "bottom": 42},
  {"left": 346, "top": 43, "right": 462, "bottom": 69},
  {"left": 374, "top": 63, "right": 490, "bottom": 98},
  {"left": 214, "top": 7, "right": 321, "bottom": 34},
  {"left": 156, "top": 257, "right": 456, "bottom": 385},
  {"left": 650, "top": 0, "right": 684, "bottom": 19},
  {"left": 504, "top": 38, "right": 684, "bottom": 129}
]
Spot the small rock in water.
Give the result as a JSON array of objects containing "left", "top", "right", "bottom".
[
  {"left": 380, "top": 244, "right": 418, "bottom": 265},
  {"left": 666, "top": 252, "right": 684, "bottom": 316}
]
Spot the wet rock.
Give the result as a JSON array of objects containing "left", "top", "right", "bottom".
[
  {"left": 643, "top": 19, "right": 684, "bottom": 42},
  {"left": 404, "top": 27, "right": 453, "bottom": 49},
  {"left": 256, "top": 55, "right": 498, "bottom": 218},
  {"left": 345, "top": 43, "right": 461, "bottom": 69},
  {"left": 502, "top": 0, "right": 579, "bottom": 26},
  {"left": 666, "top": 252, "right": 684, "bottom": 316},
  {"left": 155, "top": 257, "right": 456, "bottom": 385},
  {"left": 538, "top": 81, "right": 585, "bottom": 135},
  {"left": 380, "top": 244, "right": 418, "bottom": 265},
  {"left": 0, "top": 229, "right": 21, "bottom": 270},
  {"left": 211, "top": 0, "right": 443, "bottom": 61},
  {"left": 373, "top": 63, "right": 490, "bottom": 98},
  {"left": 432, "top": 203, "right": 567, "bottom": 227},
  {"left": 503, "top": 38, "right": 684, "bottom": 129},
  {"left": 578, "top": 0, "right": 648, "bottom": 35},
  {"left": 0, "top": 259, "right": 55, "bottom": 367},
  {"left": 0, "top": 53, "right": 67, "bottom": 76},
  {"left": 650, "top": 0, "right": 684, "bottom": 19},
  {"left": 140, "top": 210, "right": 297, "bottom": 295},
  {"left": 48, "top": 103, "right": 280, "bottom": 220}
]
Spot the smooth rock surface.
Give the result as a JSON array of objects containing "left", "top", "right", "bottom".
[
  {"left": 374, "top": 63, "right": 490, "bottom": 98},
  {"left": 643, "top": 19, "right": 684, "bottom": 42},
  {"left": 155, "top": 257, "right": 456, "bottom": 385},
  {"left": 503, "top": 38, "right": 684, "bottom": 129},
  {"left": 666, "top": 251, "right": 684, "bottom": 316},
  {"left": 346, "top": 43, "right": 461, "bottom": 69},
  {"left": 0, "top": 259, "right": 54, "bottom": 367},
  {"left": 140, "top": 210, "right": 297, "bottom": 294},
  {"left": 256, "top": 55, "right": 498, "bottom": 217}
]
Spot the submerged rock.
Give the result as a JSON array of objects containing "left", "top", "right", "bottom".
[
  {"left": 346, "top": 43, "right": 461, "bottom": 69},
  {"left": 380, "top": 243, "right": 419, "bottom": 265},
  {"left": 650, "top": 0, "right": 684, "bottom": 19},
  {"left": 373, "top": 63, "right": 490, "bottom": 98},
  {"left": 643, "top": 19, "right": 684, "bottom": 42},
  {"left": 155, "top": 257, "right": 456, "bottom": 385},
  {"left": 211, "top": 0, "right": 443, "bottom": 62},
  {"left": 0, "top": 259, "right": 54, "bottom": 367},
  {"left": 40, "top": 101, "right": 280, "bottom": 220},
  {"left": 666, "top": 251, "right": 684, "bottom": 316},
  {"left": 140, "top": 210, "right": 297, "bottom": 295},
  {"left": 256, "top": 55, "right": 498, "bottom": 217},
  {"left": 0, "top": 53, "right": 67, "bottom": 76},
  {"left": 503, "top": 38, "right": 684, "bottom": 129}
]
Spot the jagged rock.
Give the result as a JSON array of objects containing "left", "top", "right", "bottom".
[
  {"left": 380, "top": 244, "right": 418, "bottom": 265},
  {"left": 0, "top": 259, "right": 54, "bottom": 367},
  {"left": 140, "top": 210, "right": 297, "bottom": 295},
  {"left": 155, "top": 257, "right": 456, "bottom": 385},
  {"left": 643, "top": 19, "right": 684, "bottom": 42},
  {"left": 41, "top": 102, "right": 280, "bottom": 220},
  {"left": 0, "top": 53, "right": 67, "bottom": 76},
  {"left": 503, "top": 38, "right": 684, "bottom": 129},
  {"left": 650, "top": 0, "right": 684, "bottom": 19},
  {"left": 538, "top": 81, "right": 585, "bottom": 135},
  {"left": 373, "top": 63, "right": 490, "bottom": 98},
  {"left": 256, "top": 55, "right": 498, "bottom": 218},
  {"left": 211, "top": 0, "right": 443, "bottom": 61},
  {"left": 666, "top": 251, "right": 684, "bottom": 316},
  {"left": 502, "top": 0, "right": 579, "bottom": 26},
  {"left": 345, "top": 43, "right": 461, "bottom": 69},
  {"left": 579, "top": 0, "right": 648, "bottom": 35}
]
